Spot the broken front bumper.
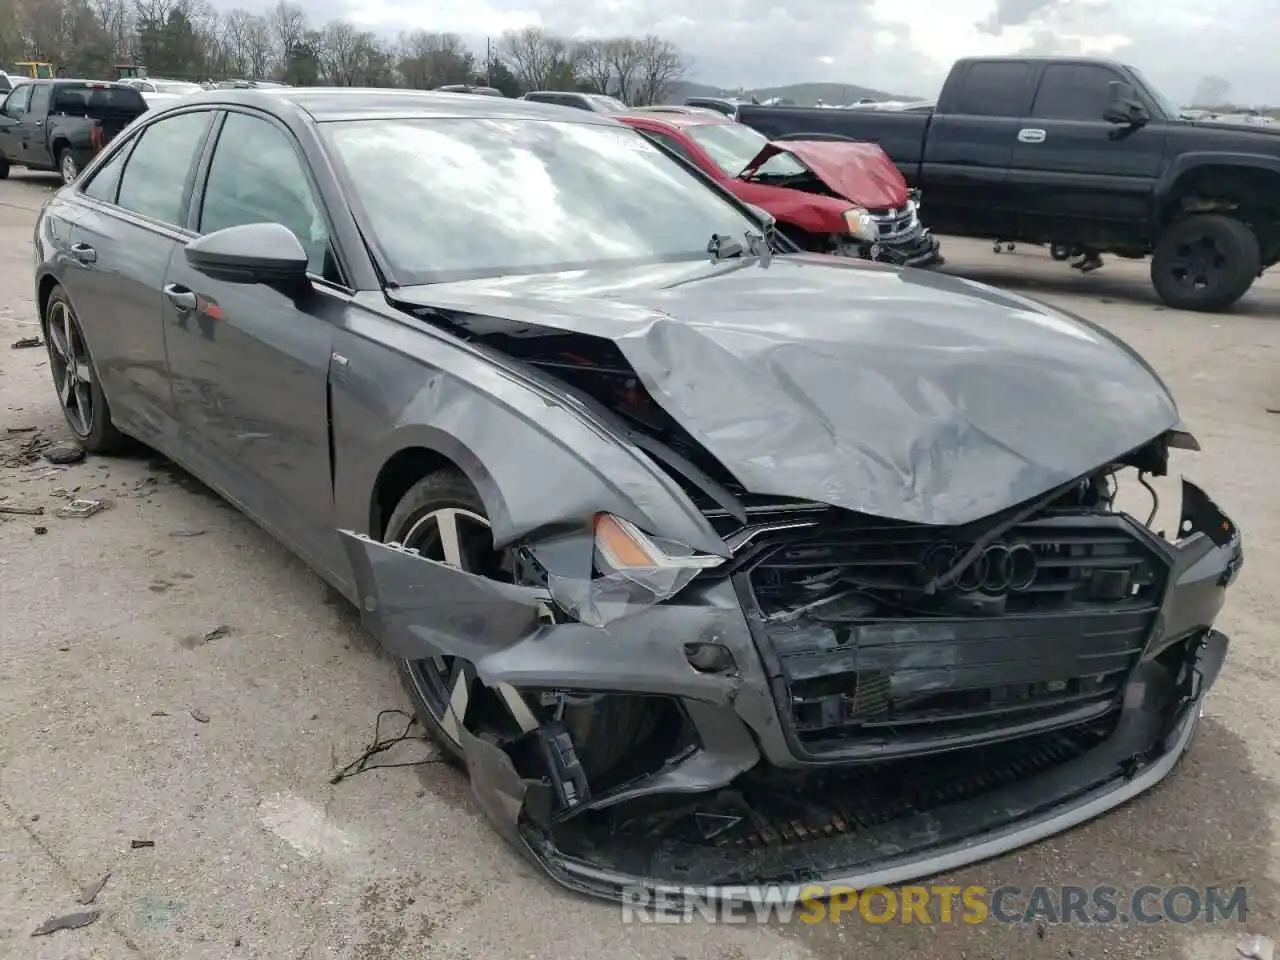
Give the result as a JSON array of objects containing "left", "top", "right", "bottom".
[{"left": 342, "top": 479, "right": 1241, "bottom": 902}]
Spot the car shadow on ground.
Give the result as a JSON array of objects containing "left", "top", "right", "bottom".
[{"left": 775, "top": 715, "right": 1276, "bottom": 958}]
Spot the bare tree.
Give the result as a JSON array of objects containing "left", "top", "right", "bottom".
[
  {"left": 319, "top": 18, "right": 359, "bottom": 84},
  {"left": 574, "top": 39, "right": 613, "bottom": 95},
  {"left": 269, "top": 0, "right": 305, "bottom": 72},
  {"left": 633, "top": 34, "right": 684, "bottom": 105},
  {"left": 605, "top": 37, "right": 644, "bottom": 104},
  {"left": 395, "top": 30, "right": 472, "bottom": 88},
  {"left": 497, "top": 25, "right": 572, "bottom": 91},
  {"left": 244, "top": 13, "right": 273, "bottom": 79}
]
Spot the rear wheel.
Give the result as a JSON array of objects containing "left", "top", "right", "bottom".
[
  {"left": 43, "top": 287, "right": 126, "bottom": 453},
  {"left": 1150, "top": 214, "right": 1260, "bottom": 312},
  {"left": 57, "top": 148, "right": 78, "bottom": 185},
  {"left": 1050, "top": 244, "right": 1072, "bottom": 261},
  {"left": 384, "top": 470, "right": 649, "bottom": 775},
  {"left": 0, "top": 156, "right": 9, "bottom": 180}
]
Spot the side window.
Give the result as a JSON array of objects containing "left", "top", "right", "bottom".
[
  {"left": 640, "top": 130, "right": 699, "bottom": 167},
  {"left": 81, "top": 141, "right": 130, "bottom": 203},
  {"left": 26, "top": 83, "right": 50, "bottom": 117},
  {"left": 953, "top": 62, "right": 1032, "bottom": 117},
  {"left": 116, "top": 111, "right": 212, "bottom": 225},
  {"left": 198, "top": 112, "right": 329, "bottom": 275},
  {"left": 1032, "top": 64, "right": 1123, "bottom": 121},
  {"left": 3, "top": 84, "right": 31, "bottom": 118}
]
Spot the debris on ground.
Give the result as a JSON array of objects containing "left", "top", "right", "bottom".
[
  {"left": 33, "top": 525, "right": 47, "bottom": 535},
  {"left": 190, "top": 708, "right": 210, "bottom": 723},
  {"left": 181, "top": 624, "right": 231, "bottom": 648},
  {"left": 31, "top": 909, "right": 100, "bottom": 936},
  {"left": 1239, "top": 934, "right": 1277, "bottom": 960},
  {"left": 0, "top": 503, "right": 44, "bottom": 516},
  {"left": 151, "top": 710, "right": 169, "bottom": 717},
  {"left": 77, "top": 873, "right": 111, "bottom": 906},
  {"left": 169, "top": 528, "right": 206, "bottom": 538},
  {"left": 53, "top": 498, "right": 108, "bottom": 519},
  {"left": 44, "top": 442, "right": 86, "bottom": 465},
  {"left": 10, "top": 336, "right": 42, "bottom": 350},
  {"left": 330, "top": 708, "right": 441, "bottom": 784},
  {"left": 6, "top": 425, "right": 37, "bottom": 433},
  {"left": 130, "top": 839, "right": 155, "bottom": 849},
  {"left": 1, "top": 430, "right": 50, "bottom": 467}
]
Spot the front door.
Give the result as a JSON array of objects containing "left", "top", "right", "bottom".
[
  {"left": 18, "top": 81, "right": 52, "bottom": 167},
  {"left": 0, "top": 84, "right": 32, "bottom": 161},
  {"left": 1009, "top": 62, "right": 1167, "bottom": 240},
  {"left": 162, "top": 108, "right": 344, "bottom": 578}
]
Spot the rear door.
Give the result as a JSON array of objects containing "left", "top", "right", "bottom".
[
  {"left": 1009, "top": 62, "right": 1166, "bottom": 240},
  {"left": 923, "top": 59, "right": 1035, "bottom": 235},
  {"left": 162, "top": 107, "right": 347, "bottom": 576},
  {"left": 18, "top": 82, "right": 52, "bottom": 166},
  {"left": 64, "top": 109, "right": 215, "bottom": 447}
]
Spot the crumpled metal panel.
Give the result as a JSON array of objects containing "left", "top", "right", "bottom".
[{"left": 391, "top": 255, "right": 1181, "bottom": 527}]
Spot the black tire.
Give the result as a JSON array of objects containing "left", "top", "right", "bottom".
[
  {"left": 1050, "top": 244, "right": 1071, "bottom": 261},
  {"left": 0, "top": 156, "right": 9, "bottom": 180},
  {"left": 384, "top": 469, "right": 651, "bottom": 777},
  {"left": 1150, "top": 214, "right": 1261, "bottom": 312},
  {"left": 57, "top": 147, "right": 78, "bottom": 185},
  {"left": 43, "top": 286, "right": 127, "bottom": 453}
]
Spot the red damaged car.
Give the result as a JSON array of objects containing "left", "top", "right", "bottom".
[{"left": 617, "top": 109, "right": 942, "bottom": 267}]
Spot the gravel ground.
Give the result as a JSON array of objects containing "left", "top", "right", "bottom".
[{"left": 1, "top": 168, "right": 1278, "bottom": 960}]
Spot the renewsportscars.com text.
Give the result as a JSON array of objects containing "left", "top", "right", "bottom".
[{"left": 620, "top": 884, "right": 1249, "bottom": 925}]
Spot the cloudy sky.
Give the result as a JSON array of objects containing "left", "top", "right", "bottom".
[{"left": 327, "top": 0, "right": 1274, "bottom": 103}]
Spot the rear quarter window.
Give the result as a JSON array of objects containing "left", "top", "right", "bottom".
[{"left": 953, "top": 62, "right": 1033, "bottom": 117}]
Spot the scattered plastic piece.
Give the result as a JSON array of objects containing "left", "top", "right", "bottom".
[
  {"left": 78, "top": 873, "right": 111, "bottom": 905},
  {"left": 31, "top": 909, "right": 100, "bottom": 936},
  {"left": 53, "top": 498, "right": 108, "bottom": 519}
]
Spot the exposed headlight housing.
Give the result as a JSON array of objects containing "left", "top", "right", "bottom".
[
  {"left": 542, "top": 514, "right": 724, "bottom": 628},
  {"left": 843, "top": 207, "right": 878, "bottom": 243}
]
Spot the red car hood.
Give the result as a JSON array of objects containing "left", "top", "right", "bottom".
[{"left": 742, "top": 140, "right": 908, "bottom": 210}]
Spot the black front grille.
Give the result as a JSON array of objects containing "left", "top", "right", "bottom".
[
  {"left": 743, "top": 512, "right": 1169, "bottom": 760},
  {"left": 870, "top": 201, "right": 920, "bottom": 241}
]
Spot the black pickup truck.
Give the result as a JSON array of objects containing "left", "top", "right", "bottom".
[
  {"left": 0, "top": 79, "right": 148, "bottom": 185},
  {"left": 738, "top": 57, "right": 1280, "bottom": 311}
]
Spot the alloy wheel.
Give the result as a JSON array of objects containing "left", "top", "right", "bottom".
[
  {"left": 46, "top": 299, "right": 93, "bottom": 439},
  {"left": 60, "top": 152, "right": 78, "bottom": 184},
  {"left": 397, "top": 507, "right": 544, "bottom": 747}
]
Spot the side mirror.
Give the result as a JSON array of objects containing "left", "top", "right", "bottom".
[
  {"left": 1103, "top": 81, "right": 1151, "bottom": 126},
  {"left": 185, "top": 222, "right": 309, "bottom": 286}
]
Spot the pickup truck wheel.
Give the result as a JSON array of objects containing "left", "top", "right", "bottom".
[
  {"left": 1151, "top": 214, "right": 1261, "bottom": 312},
  {"left": 58, "top": 149, "right": 79, "bottom": 185},
  {"left": 1050, "top": 244, "right": 1072, "bottom": 261},
  {"left": 0, "top": 156, "right": 9, "bottom": 180}
]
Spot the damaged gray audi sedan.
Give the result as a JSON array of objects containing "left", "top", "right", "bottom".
[{"left": 35, "top": 87, "right": 1243, "bottom": 902}]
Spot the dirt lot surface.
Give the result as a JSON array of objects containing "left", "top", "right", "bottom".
[{"left": 1, "top": 167, "right": 1278, "bottom": 960}]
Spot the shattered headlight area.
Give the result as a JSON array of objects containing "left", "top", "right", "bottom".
[
  {"left": 533, "top": 513, "right": 724, "bottom": 628},
  {"left": 342, "top": 464, "right": 1243, "bottom": 903}
]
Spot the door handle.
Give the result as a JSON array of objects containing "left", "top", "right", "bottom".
[
  {"left": 69, "top": 242, "right": 96, "bottom": 263},
  {"left": 1017, "top": 128, "right": 1047, "bottom": 144},
  {"left": 163, "top": 284, "right": 198, "bottom": 312}
]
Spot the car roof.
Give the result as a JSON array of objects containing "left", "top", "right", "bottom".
[{"left": 159, "top": 87, "right": 621, "bottom": 124}]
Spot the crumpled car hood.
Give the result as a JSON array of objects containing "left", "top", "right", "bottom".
[
  {"left": 743, "top": 140, "right": 909, "bottom": 209},
  {"left": 391, "top": 255, "right": 1180, "bottom": 527}
]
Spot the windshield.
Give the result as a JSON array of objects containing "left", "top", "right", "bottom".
[
  {"left": 323, "top": 117, "right": 759, "bottom": 284},
  {"left": 685, "top": 122, "right": 807, "bottom": 178},
  {"left": 589, "top": 95, "right": 628, "bottom": 112},
  {"left": 1128, "top": 67, "right": 1181, "bottom": 119}
]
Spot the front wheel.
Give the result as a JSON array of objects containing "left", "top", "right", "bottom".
[
  {"left": 0, "top": 156, "right": 9, "bottom": 180},
  {"left": 1050, "top": 244, "right": 1072, "bottom": 261},
  {"left": 1150, "top": 214, "right": 1260, "bottom": 312},
  {"left": 383, "top": 469, "right": 650, "bottom": 775}
]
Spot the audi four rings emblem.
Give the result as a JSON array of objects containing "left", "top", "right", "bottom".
[{"left": 921, "top": 541, "right": 1038, "bottom": 593}]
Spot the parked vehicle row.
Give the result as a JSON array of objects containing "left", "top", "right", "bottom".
[
  {"left": 737, "top": 55, "right": 1280, "bottom": 312},
  {"left": 30, "top": 84, "right": 1241, "bottom": 905}
]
